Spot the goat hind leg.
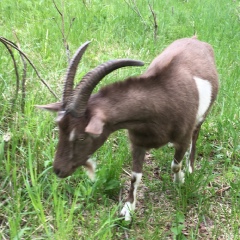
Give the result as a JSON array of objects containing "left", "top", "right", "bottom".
[
  {"left": 187, "top": 123, "right": 202, "bottom": 173},
  {"left": 171, "top": 143, "right": 190, "bottom": 183},
  {"left": 120, "top": 145, "right": 145, "bottom": 221}
]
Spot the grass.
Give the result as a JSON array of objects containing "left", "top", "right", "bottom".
[{"left": 0, "top": 0, "right": 240, "bottom": 239}]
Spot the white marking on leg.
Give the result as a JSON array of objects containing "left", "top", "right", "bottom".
[
  {"left": 120, "top": 172, "right": 142, "bottom": 221},
  {"left": 171, "top": 160, "right": 185, "bottom": 183},
  {"left": 120, "top": 202, "right": 132, "bottom": 221},
  {"left": 69, "top": 128, "right": 76, "bottom": 141},
  {"left": 186, "top": 142, "right": 193, "bottom": 173},
  {"left": 84, "top": 158, "right": 96, "bottom": 181},
  {"left": 188, "top": 163, "right": 193, "bottom": 174},
  {"left": 194, "top": 76, "right": 212, "bottom": 123},
  {"left": 132, "top": 172, "right": 142, "bottom": 210}
]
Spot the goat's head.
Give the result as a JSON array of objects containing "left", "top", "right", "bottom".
[{"left": 37, "top": 41, "right": 144, "bottom": 178}]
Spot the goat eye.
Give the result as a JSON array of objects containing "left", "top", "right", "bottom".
[{"left": 78, "top": 135, "right": 86, "bottom": 141}]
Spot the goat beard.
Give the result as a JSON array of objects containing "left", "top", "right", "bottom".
[{"left": 84, "top": 158, "right": 97, "bottom": 181}]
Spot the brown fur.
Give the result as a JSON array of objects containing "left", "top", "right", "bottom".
[
  {"left": 87, "top": 38, "right": 218, "bottom": 153},
  {"left": 38, "top": 38, "right": 219, "bottom": 218}
]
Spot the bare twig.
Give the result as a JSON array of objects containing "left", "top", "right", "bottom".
[
  {"left": 124, "top": 0, "right": 147, "bottom": 27},
  {"left": 215, "top": 186, "right": 231, "bottom": 196},
  {"left": 148, "top": 1, "right": 158, "bottom": 41},
  {"left": 0, "top": 40, "right": 20, "bottom": 110},
  {"left": 13, "top": 31, "right": 27, "bottom": 113},
  {"left": 0, "top": 37, "right": 59, "bottom": 100},
  {"left": 82, "top": 0, "right": 89, "bottom": 9},
  {"left": 52, "top": 0, "right": 62, "bottom": 16},
  {"left": 122, "top": 168, "right": 131, "bottom": 177},
  {"left": 66, "top": 17, "right": 76, "bottom": 40},
  {"left": 52, "top": 0, "right": 73, "bottom": 63}
]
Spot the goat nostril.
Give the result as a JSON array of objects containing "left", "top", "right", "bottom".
[{"left": 54, "top": 168, "right": 61, "bottom": 176}]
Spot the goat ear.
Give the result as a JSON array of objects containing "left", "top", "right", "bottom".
[
  {"left": 85, "top": 116, "right": 104, "bottom": 137},
  {"left": 35, "top": 102, "right": 62, "bottom": 112}
]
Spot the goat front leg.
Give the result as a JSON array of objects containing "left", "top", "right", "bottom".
[
  {"left": 171, "top": 142, "right": 190, "bottom": 183},
  {"left": 120, "top": 145, "right": 145, "bottom": 221}
]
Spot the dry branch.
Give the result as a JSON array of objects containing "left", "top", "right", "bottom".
[
  {"left": 122, "top": 168, "right": 131, "bottom": 177},
  {"left": 124, "top": 0, "right": 158, "bottom": 40},
  {"left": 0, "top": 40, "right": 20, "bottom": 110},
  {"left": 13, "top": 31, "right": 27, "bottom": 113},
  {"left": 215, "top": 186, "right": 231, "bottom": 196},
  {"left": 0, "top": 37, "right": 59, "bottom": 100},
  {"left": 148, "top": 2, "right": 158, "bottom": 41},
  {"left": 124, "top": 0, "right": 147, "bottom": 27},
  {"left": 52, "top": 0, "right": 75, "bottom": 63}
]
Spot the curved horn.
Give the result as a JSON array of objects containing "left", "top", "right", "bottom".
[
  {"left": 62, "top": 41, "right": 91, "bottom": 107},
  {"left": 68, "top": 59, "right": 144, "bottom": 116}
]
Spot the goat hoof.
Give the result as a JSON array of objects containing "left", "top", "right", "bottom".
[
  {"left": 120, "top": 202, "right": 133, "bottom": 221},
  {"left": 174, "top": 170, "right": 185, "bottom": 184}
]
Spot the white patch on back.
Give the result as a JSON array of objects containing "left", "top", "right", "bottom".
[
  {"left": 194, "top": 76, "right": 212, "bottom": 123},
  {"left": 69, "top": 128, "right": 76, "bottom": 141}
]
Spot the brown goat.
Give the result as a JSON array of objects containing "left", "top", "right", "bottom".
[{"left": 37, "top": 37, "right": 219, "bottom": 221}]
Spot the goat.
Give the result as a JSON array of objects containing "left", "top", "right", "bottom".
[{"left": 37, "top": 37, "right": 219, "bottom": 221}]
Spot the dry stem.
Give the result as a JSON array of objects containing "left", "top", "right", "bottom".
[{"left": 0, "top": 36, "right": 58, "bottom": 100}]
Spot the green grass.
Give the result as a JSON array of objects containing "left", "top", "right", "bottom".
[{"left": 0, "top": 0, "right": 240, "bottom": 239}]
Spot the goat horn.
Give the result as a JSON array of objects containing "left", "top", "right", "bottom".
[
  {"left": 62, "top": 41, "right": 91, "bottom": 107},
  {"left": 68, "top": 59, "right": 144, "bottom": 116}
]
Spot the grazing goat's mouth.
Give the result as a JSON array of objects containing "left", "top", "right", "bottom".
[
  {"left": 53, "top": 157, "right": 94, "bottom": 178},
  {"left": 53, "top": 164, "right": 78, "bottom": 178}
]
